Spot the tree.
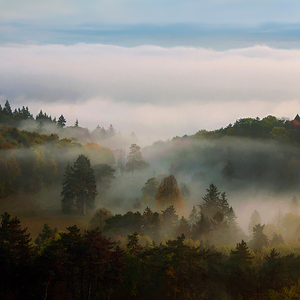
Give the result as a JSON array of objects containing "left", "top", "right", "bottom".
[
  {"left": 180, "top": 183, "right": 191, "bottom": 198},
  {"left": 175, "top": 217, "right": 191, "bottom": 238},
  {"left": 222, "top": 160, "right": 234, "bottom": 180},
  {"left": 248, "top": 210, "right": 262, "bottom": 235},
  {"left": 57, "top": 114, "right": 66, "bottom": 127},
  {"left": 141, "top": 177, "right": 159, "bottom": 203},
  {"left": 107, "top": 124, "right": 116, "bottom": 137},
  {"left": 72, "top": 155, "right": 97, "bottom": 214},
  {"left": 61, "top": 162, "right": 75, "bottom": 214},
  {"left": 270, "top": 233, "right": 284, "bottom": 246},
  {"left": 125, "top": 144, "right": 149, "bottom": 173},
  {"left": 227, "top": 240, "right": 254, "bottom": 299},
  {"left": 89, "top": 208, "right": 113, "bottom": 230},
  {"left": 0, "top": 213, "right": 32, "bottom": 297},
  {"left": 200, "top": 184, "right": 235, "bottom": 222},
  {"left": 37, "top": 121, "right": 45, "bottom": 133},
  {"left": 155, "top": 175, "right": 183, "bottom": 210},
  {"left": 3, "top": 100, "right": 13, "bottom": 116},
  {"left": 74, "top": 119, "right": 78, "bottom": 127},
  {"left": 188, "top": 205, "right": 199, "bottom": 226},
  {"left": 249, "top": 224, "right": 269, "bottom": 251},
  {"left": 290, "top": 195, "right": 299, "bottom": 214},
  {"left": 161, "top": 205, "right": 178, "bottom": 237},
  {"left": 93, "top": 164, "right": 115, "bottom": 195},
  {"left": 61, "top": 155, "right": 97, "bottom": 215}
]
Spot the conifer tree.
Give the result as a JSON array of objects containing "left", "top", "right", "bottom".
[
  {"left": 61, "top": 162, "right": 75, "bottom": 214},
  {"left": 248, "top": 210, "right": 262, "bottom": 235},
  {"left": 249, "top": 224, "right": 269, "bottom": 251},
  {"left": 61, "top": 155, "right": 97, "bottom": 215},
  {"left": 57, "top": 114, "right": 66, "bottom": 127}
]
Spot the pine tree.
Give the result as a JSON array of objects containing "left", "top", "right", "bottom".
[
  {"left": 61, "top": 156, "right": 97, "bottom": 215},
  {"left": 248, "top": 210, "right": 262, "bottom": 235},
  {"left": 57, "top": 114, "right": 66, "bottom": 127},
  {"left": 61, "top": 162, "right": 75, "bottom": 214},
  {"left": 188, "top": 205, "right": 199, "bottom": 226},
  {"left": 3, "top": 100, "right": 13, "bottom": 116},
  {"left": 72, "top": 155, "right": 97, "bottom": 215},
  {"left": 249, "top": 224, "right": 269, "bottom": 251},
  {"left": 175, "top": 216, "right": 191, "bottom": 238}
]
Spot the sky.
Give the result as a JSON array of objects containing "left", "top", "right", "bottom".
[{"left": 1, "top": 0, "right": 300, "bottom": 144}]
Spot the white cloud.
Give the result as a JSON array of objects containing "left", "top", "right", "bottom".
[{"left": 1, "top": 43, "right": 300, "bottom": 143}]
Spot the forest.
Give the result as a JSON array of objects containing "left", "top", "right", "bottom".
[{"left": 2, "top": 100, "right": 300, "bottom": 299}]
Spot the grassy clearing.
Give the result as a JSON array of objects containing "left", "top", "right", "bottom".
[{"left": 0, "top": 189, "right": 94, "bottom": 240}]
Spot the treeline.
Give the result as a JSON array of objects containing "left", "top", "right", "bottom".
[
  {"left": 144, "top": 115, "right": 300, "bottom": 191},
  {"left": 0, "top": 100, "right": 66, "bottom": 127},
  {"left": 191, "top": 115, "right": 299, "bottom": 143},
  {"left": 0, "top": 100, "right": 121, "bottom": 140},
  {"left": 0, "top": 126, "right": 116, "bottom": 198},
  {"left": 2, "top": 212, "right": 300, "bottom": 300},
  {"left": 92, "top": 184, "right": 243, "bottom": 247}
]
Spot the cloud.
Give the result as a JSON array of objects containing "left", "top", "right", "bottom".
[
  {"left": 1, "top": 43, "right": 299, "bottom": 143},
  {"left": 1, "top": 0, "right": 300, "bottom": 25}
]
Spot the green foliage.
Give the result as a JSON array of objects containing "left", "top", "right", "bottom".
[
  {"left": 3, "top": 215, "right": 300, "bottom": 299},
  {"left": 141, "top": 177, "right": 159, "bottom": 200},
  {"left": 57, "top": 114, "right": 66, "bottom": 127},
  {"left": 248, "top": 210, "right": 262, "bottom": 235},
  {"left": 89, "top": 207, "right": 113, "bottom": 230},
  {"left": 61, "top": 155, "right": 97, "bottom": 215},
  {"left": 250, "top": 224, "right": 269, "bottom": 252},
  {"left": 125, "top": 143, "right": 149, "bottom": 173}
]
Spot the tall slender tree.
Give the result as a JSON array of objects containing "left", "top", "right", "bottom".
[{"left": 61, "top": 155, "right": 97, "bottom": 215}]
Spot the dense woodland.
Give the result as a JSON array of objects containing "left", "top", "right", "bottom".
[{"left": 2, "top": 100, "right": 300, "bottom": 299}]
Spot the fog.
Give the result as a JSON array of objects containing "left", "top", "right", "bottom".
[{"left": 1, "top": 44, "right": 300, "bottom": 144}]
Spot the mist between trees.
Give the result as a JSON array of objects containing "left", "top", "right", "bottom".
[{"left": 3, "top": 101, "right": 300, "bottom": 298}]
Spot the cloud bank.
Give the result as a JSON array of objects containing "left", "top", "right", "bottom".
[{"left": 0, "top": 43, "right": 299, "bottom": 143}]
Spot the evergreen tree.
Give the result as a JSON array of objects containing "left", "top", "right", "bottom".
[
  {"left": 270, "top": 233, "right": 284, "bottom": 246},
  {"left": 61, "top": 155, "right": 97, "bottom": 215},
  {"left": 0, "top": 212, "right": 32, "bottom": 297},
  {"left": 221, "top": 160, "right": 234, "bottom": 179},
  {"left": 180, "top": 183, "right": 191, "bottom": 198},
  {"left": 3, "top": 100, "right": 13, "bottom": 116},
  {"left": 57, "top": 114, "right": 66, "bottom": 127},
  {"left": 175, "top": 216, "right": 191, "bottom": 238},
  {"left": 192, "top": 212, "right": 211, "bottom": 240},
  {"left": 72, "top": 155, "right": 97, "bottom": 214},
  {"left": 249, "top": 224, "right": 269, "bottom": 251},
  {"left": 61, "top": 162, "right": 75, "bottom": 214},
  {"left": 107, "top": 124, "right": 116, "bottom": 137},
  {"left": 188, "top": 205, "right": 199, "bottom": 226},
  {"left": 161, "top": 205, "right": 178, "bottom": 237},
  {"left": 37, "top": 121, "right": 45, "bottom": 133},
  {"left": 227, "top": 240, "right": 255, "bottom": 299},
  {"left": 248, "top": 210, "right": 262, "bottom": 235},
  {"left": 74, "top": 118, "right": 78, "bottom": 127}
]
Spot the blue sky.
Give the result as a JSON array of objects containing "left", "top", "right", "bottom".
[
  {"left": 1, "top": 1, "right": 300, "bottom": 143},
  {"left": 1, "top": 0, "right": 300, "bottom": 47}
]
